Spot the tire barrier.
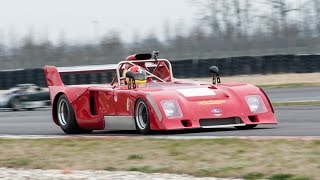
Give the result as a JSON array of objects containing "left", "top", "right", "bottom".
[{"left": 0, "top": 54, "right": 319, "bottom": 89}]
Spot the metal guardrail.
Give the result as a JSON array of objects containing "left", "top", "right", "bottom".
[{"left": 0, "top": 54, "right": 319, "bottom": 90}]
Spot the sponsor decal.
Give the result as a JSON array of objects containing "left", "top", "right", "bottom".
[
  {"left": 126, "top": 98, "right": 130, "bottom": 111},
  {"left": 211, "top": 108, "right": 222, "bottom": 117},
  {"left": 197, "top": 100, "right": 226, "bottom": 105},
  {"left": 211, "top": 108, "right": 222, "bottom": 114}
]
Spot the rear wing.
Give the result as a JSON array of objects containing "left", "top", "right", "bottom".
[
  {"left": 57, "top": 64, "right": 117, "bottom": 74},
  {"left": 44, "top": 64, "right": 118, "bottom": 86}
]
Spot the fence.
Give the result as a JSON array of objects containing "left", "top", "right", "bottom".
[{"left": 0, "top": 54, "right": 319, "bottom": 89}]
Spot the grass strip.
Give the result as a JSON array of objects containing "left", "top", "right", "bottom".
[
  {"left": 0, "top": 138, "right": 318, "bottom": 179},
  {"left": 272, "top": 100, "right": 320, "bottom": 107},
  {"left": 258, "top": 83, "right": 320, "bottom": 89}
]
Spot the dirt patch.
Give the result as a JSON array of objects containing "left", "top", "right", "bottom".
[{"left": 0, "top": 138, "right": 318, "bottom": 179}]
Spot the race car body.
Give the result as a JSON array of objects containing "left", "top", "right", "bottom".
[
  {"left": 0, "top": 84, "right": 50, "bottom": 111},
  {"left": 44, "top": 53, "right": 277, "bottom": 134}
]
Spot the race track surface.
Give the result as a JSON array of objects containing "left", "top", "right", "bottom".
[
  {"left": 0, "top": 106, "right": 319, "bottom": 136},
  {"left": 0, "top": 87, "right": 319, "bottom": 137},
  {"left": 265, "top": 87, "right": 320, "bottom": 102}
]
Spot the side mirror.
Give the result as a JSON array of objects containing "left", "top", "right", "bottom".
[
  {"left": 209, "top": 66, "right": 219, "bottom": 74},
  {"left": 152, "top": 50, "right": 159, "bottom": 60},
  {"left": 209, "top": 66, "right": 220, "bottom": 85}
]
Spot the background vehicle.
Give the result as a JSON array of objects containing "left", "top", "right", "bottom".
[
  {"left": 44, "top": 52, "right": 277, "bottom": 134},
  {"left": 0, "top": 84, "right": 50, "bottom": 111}
]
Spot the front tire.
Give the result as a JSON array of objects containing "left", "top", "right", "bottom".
[
  {"left": 56, "top": 94, "right": 92, "bottom": 134},
  {"left": 235, "top": 124, "right": 257, "bottom": 130},
  {"left": 134, "top": 99, "right": 151, "bottom": 135}
]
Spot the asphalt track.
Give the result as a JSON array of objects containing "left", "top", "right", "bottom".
[
  {"left": 0, "top": 87, "right": 319, "bottom": 136},
  {"left": 265, "top": 87, "right": 320, "bottom": 102}
]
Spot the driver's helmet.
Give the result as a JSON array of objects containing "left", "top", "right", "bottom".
[{"left": 125, "top": 65, "right": 147, "bottom": 86}]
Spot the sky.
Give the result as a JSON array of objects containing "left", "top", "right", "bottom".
[{"left": 0, "top": 0, "right": 197, "bottom": 45}]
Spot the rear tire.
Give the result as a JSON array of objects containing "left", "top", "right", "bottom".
[
  {"left": 134, "top": 99, "right": 151, "bottom": 135},
  {"left": 56, "top": 94, "right": 92, "bottom": 134},
  {"left": 235, "top": 124, "right": 257, "bottom": 130}
]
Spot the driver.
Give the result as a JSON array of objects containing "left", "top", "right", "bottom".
[{"left": 124, "top": 65, "right": 147, "bottom": 88}]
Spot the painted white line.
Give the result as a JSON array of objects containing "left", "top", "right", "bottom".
[
  {"left": 0, "top": 167, "right": 240, "bottom": 180},
  {"left": 0, "top": 134, "right": 319, "bottom": 140},
  {"left": 151, "top": 136, "right": 320, "bottom": 140},
  {"left": 0, "top": 135, "right": 66, "bottom": 139},
  {"left": 273, "top": 100, "right": 320, "bottom": 103}
]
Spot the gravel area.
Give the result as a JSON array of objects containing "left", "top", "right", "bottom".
[{"left": 0, "top": 168, "right": 241, "bottom": 180}]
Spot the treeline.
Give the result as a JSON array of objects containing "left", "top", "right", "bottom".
[{"left": 1, "top": 0, "right": 320, "bottom": 70}]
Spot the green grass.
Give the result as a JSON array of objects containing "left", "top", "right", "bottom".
[
  {"left": 5, "top": 158, "right": 34, "bottom": 166},
  {"left": 0, "top": 138, "right": 318, "bottom": 179},
  {"left": 272, "top": 100, "right": 320, "bottom": 107},
  {"left": 243, "top": 172, "right": 265, "bottom": 180},
  {"left": 268, "top": 174, "right": 311, "bottom": 180},
  {"left": 259, "top": 83, "right": 320, "bottom": 89},
  {"left": 269, "top": 174, "right": 294, "bottom": 180},
  {"left": 127, "top": 165, "right": 155, "bottom": 173},
  {"left": 104, "top": 166, "right": 116, "bottom": 171},
  {"left": 127, "top": 154, "right": 144, "bottom": 160}
]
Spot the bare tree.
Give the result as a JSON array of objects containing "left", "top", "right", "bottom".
[
  {"left": 312, "top": 0, "right": 320, "bottom": 35},
  {"left": 269, "top": 0, "right": 299, "bottom": 34},
  {"left": 233, "top": 0, "right": 243, "bottom": 37},
  {"left": 195, "top": 0, "right": 222, "bottom": 36},
  {"left": 0, "top": 30, "right": 4, "bottom": 56},
  {"left": 100, "top": 31, "right": 124, "bottom": 59}
]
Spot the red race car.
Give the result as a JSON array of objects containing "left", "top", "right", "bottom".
[{"left": 44, "top": 52, "right": 277, "bottom": 134}]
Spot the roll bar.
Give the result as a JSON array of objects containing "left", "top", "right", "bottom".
[{"left": 111, "top": 59, "right": 174, "bottom": 86}]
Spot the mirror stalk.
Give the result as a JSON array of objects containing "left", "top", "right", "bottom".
[{"left": 209, "top": 66, "right": 221, "bottom": 85}]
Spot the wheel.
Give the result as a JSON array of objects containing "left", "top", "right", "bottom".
[
  {"left": 10, "top": 98, "right": 22, "bottom": 111},
  {"left": 134, "top": 99, "right": 151, "bottom": 135},
  {"left": 56, "top": 94, "right": 92, "bottom": 134},
  {"left": 235, "top": 124, "right": 257, "bottom": 130}
]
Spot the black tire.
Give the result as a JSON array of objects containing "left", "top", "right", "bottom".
[
  {"left": 56, "top": 94, "right": 92, "bottom": 134},
  {"left": 134, "top": 99, "right": 151, "bottom": 135},
  {"left": 10, "top": 98, "right": 22, "bottom": 111},
  {"left": 235, "top": 124, "right": 257, "bottom": 130}
]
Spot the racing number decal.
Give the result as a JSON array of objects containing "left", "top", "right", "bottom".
[
  {"left": 113, "top": 94, "right": 118, "bottom": 102},
  {"left": 126, "top": 98, "right": 130, "bottom": 111}
]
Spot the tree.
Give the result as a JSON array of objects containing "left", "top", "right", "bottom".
[
  {"left": 100, "top": 30, "right": 124, "bottom": 59},
  {"left": 313, "top": 0, "right": 320, "bottom": 35}
]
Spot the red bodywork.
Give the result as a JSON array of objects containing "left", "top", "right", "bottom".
[{"left": 44, "top": 56, "right": 277, "bottom": 132}]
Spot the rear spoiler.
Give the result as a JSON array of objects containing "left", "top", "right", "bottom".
[
  {"left": 44, "top": 64, "right": 118, "bottom": 86},
  {"left": 57, "top": 64, "right": 118, "bottom": 74}
]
